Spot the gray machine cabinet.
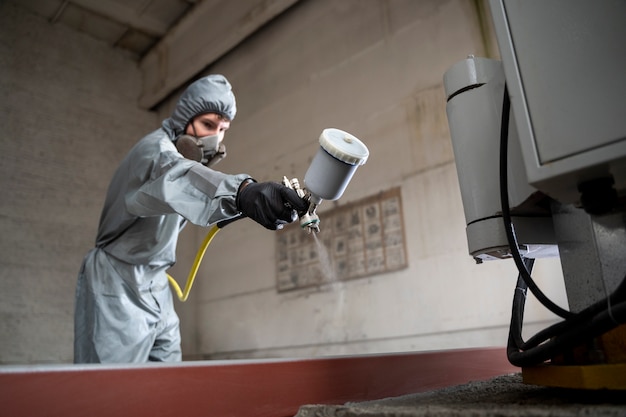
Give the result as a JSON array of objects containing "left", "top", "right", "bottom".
[{"left": 489, "top": 0, "right": 626, "bottom": 206}]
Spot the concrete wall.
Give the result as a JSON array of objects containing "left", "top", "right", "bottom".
[
  {"left": 0, "top": 2, "right": 157, "bottom": 363},
  {"left": 168, "top": 0, "right": 568, "bottom": 360},
  {"left": 0, "top": 0, "right": 568, "bottom": 364}
]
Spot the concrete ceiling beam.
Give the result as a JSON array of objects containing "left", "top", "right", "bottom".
[{"left": 138, "top": 0, "right": 299, "bottom": 109}]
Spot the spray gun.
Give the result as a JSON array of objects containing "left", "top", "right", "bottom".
[
  {"left": 168, "top": 128, "right": 368, "bottom": 301},
  {"left": 282, "top": 128, "right": 369, "bottom": 234}
]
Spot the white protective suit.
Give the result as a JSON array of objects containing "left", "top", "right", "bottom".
[{"left": 74, "top": 75, "right": 249, "bottom": 363}]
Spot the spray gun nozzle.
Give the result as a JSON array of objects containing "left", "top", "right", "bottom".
[
  {"left": 300, "top": 201, "right": 320, "bottom": 233},
  {"left": 282, "top": 176, "right": 321, "bottom": 233},
  {"left": 301, "top": 218, "right": 320, "bottom": 234}
]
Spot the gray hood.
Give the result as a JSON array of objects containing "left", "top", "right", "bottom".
[{"left": 162, "top": 74, "right": 237, "bottom": 139}]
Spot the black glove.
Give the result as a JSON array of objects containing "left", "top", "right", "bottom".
[{"left": 236, "top": 180, "right": 309, "bottom": 230}]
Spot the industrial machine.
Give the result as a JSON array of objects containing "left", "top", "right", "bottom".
[{"left": 444, "top": 0, "right": 626, "bottom": 389}]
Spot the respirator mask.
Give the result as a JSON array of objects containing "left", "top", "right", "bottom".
[{"left": 175, "top": 132, "right": 226, "bottom": 167}]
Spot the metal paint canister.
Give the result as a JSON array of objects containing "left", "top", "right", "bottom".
[{"left": 304, "top": 128, "right": 369, "bottom": 204}]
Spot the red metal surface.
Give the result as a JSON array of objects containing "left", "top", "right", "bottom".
[{"left": 0, "top": 347, "right": 517, "bottom": 417}]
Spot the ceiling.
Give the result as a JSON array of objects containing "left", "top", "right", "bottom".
[
  {"left": 15, "top": 0, "right": 300, "bottom": 107},
  {"left": 16, "top": 0, "right": 198, "bottom": 58}
]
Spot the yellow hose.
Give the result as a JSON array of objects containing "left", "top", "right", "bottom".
[{"left": 167, "top": 224, "right": 221, "bottom": 302}]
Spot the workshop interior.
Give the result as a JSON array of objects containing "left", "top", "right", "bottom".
[{"left": 1, "top": 0, "right": 625, "bottom": 415}]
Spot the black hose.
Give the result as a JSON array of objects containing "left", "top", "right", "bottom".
[
  {"left": 508, "top": 258, "right": 532, "bottom": 349},
  {"left": 500, "top": 84, "right": 626, "bottom": 366},
  {"left": 506, "top": 256, "right": 626, "bottom": 366},
  {"left": 521, "top": 275, "right": 626, "bottom": 351},
  {"left": 508, "top": 299, "right": 626, "bottom": 367},
  {"left": 499, "top": 84, "right": 573, "bottom": 319}
]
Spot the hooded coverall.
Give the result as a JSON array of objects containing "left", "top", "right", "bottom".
[{"left": 74, "top": 75, "right": 248, "bottom": 363}]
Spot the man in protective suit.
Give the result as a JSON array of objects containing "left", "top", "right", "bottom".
[{"left": 74, "top": 74, "right": 307, "bottom": 363}]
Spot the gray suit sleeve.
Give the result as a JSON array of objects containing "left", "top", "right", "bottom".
[{"left": 126, "top": 148, "right": 251, "bottom": 226}]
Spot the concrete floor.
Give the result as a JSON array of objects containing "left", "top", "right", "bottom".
[{"left": 295, "top": 373, "right": 626, "bottom": 417}]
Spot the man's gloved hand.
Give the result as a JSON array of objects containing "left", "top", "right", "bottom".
[{"left": 236, "top": 180, "right": 309, "bottom": 230}]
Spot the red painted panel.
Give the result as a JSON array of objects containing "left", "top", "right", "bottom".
[{"left": 0, "top": 348, "right": 517, "bottom": 417}]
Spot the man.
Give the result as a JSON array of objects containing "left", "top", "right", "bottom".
[{"left": 74, "top": 74, "right": 307, "bottom": 363}]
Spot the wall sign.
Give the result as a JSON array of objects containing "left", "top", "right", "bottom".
[{"left": 276, "top": 187, "right": 407, "bottom": 292}]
